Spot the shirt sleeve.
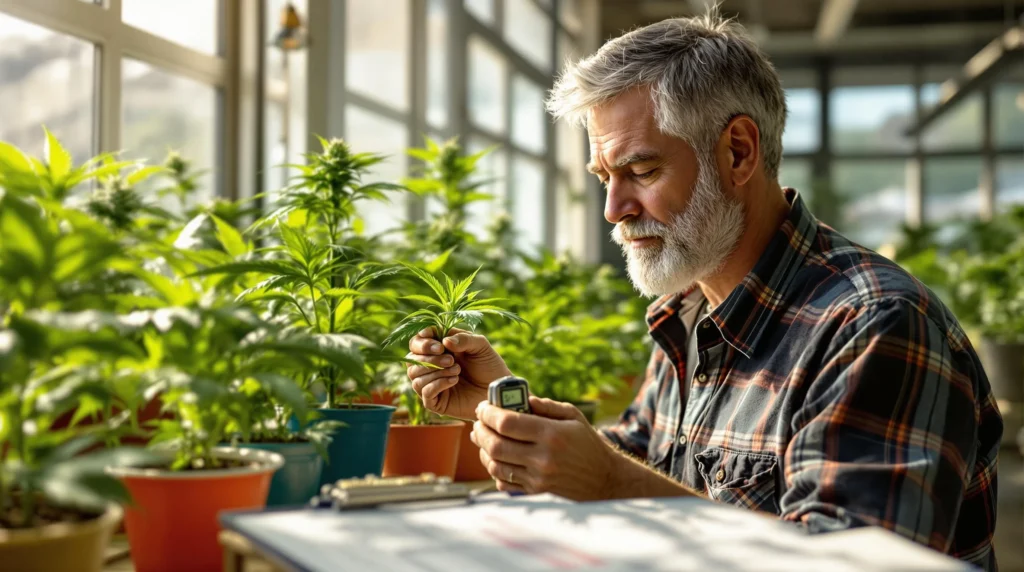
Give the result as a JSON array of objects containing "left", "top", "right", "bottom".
[
  {"left": 779, "top": 299, "right": 987, "bottom": 554},
  {"left": 600, "top": 346, "right": 666, "bottom": 459}
]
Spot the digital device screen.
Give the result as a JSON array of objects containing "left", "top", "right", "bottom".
[{"left": 501, "top": 388, "right": 524, "bottom": 406}]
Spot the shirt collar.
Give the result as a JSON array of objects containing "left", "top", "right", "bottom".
[{"left": 646, "top": 189, "right": 818, "bottom": 358}]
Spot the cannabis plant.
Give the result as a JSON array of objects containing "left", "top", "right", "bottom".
[{"left": 384, "top": 265, "right": 525, "bottom": 349}]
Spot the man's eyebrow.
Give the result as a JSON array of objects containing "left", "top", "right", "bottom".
[{"left": 586, "top": 151, "right": 660, "bottom": 175}]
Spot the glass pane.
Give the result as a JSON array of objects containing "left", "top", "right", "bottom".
[
  {"left": 264, "top": 0, "right": 308, "bottom": 204},
  {"left": 346, "top": 0, "right": 409, "bottom": 112},
  {"left": 923, "top": 158, "right": 981, "bottom": 223},
  {"left": 511, "top": 75, "right": 546, "bottom": 154},
  {"left": 557, "top": 120, "right": 585, "bottom": 174},
  {"left": 465, "top": 0, "right": 495, "bottom": 25},
  {"left": 504, "top": 0, "right": 552, "bottom": 72},
  {"left": 830, "top": 75, "right": 914, "bottom": 152},
  {"left": 466, "top": 137, "right": 508, "bottom": 237},
  {"left": 560, "top": 0, "right": 584, "bottom": 35},
  {"left": 556, "top": 175, "right": 587, "bottom": 257},
  {"left": 122, "top": 0, "right": 218, "bottom": 55},
  {"left": 122, "top": 59, "right": 217, "bottom": 209},
  {"left": 997, "top": 159, "right": 1024, "bottom": 212},
  {"left": 468, "top": 36, "right": 507, "bottom": 134},
  {"left": 783, "top": 88, "right": 820, "bottom": 152},
  {"left": 557, "top": 31, "right": 579, "bottom": 72},
  {"left": 0, "top": 14, "right": 94, "bottom": 162},
  {"left": 994, "top": 77, "right": 1024, "bottom": 149},
  {"left": 832, "top": 160, "right": 908, "bottom": 249},
  {"left": 778, "top": 158, "right": 813, "bottom": 204},
  {"left": 920, "top": 84, "right": 982, "bottom": 151},
  {"left": 511, "top": 154, "right": 546, "bottom": 254},
  {"left": 426, "top": 0, "right": 448, "bottom": 129},
  {"left": 344, "top": 106, "right": 408, "bottom": 236}
]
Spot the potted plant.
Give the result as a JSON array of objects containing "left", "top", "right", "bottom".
[
  {"left": 102, "top": 305, "right": 366, "bottom": 572},
  {"left": 196, "top": 137, "right": 408, "bottom": 484},
  {"left": 382, "top": 264, "right": 524, "bottom": 478},
  {"left": 0, "top": 136, "right": 158, "bottom": 572}
]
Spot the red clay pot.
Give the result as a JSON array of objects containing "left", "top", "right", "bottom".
[
  {"left": 453, "top": 419, "right": 491, "bottom": 482},
  {"left": 383, "top": 420, "right": 464, "bottom": 478},
  {"left": 107, "top": 447, "right": 282, "bottom": 572}
]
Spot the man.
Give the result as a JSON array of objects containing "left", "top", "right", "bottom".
[{"left": 406, "top": 14, "right": 1002, "bottom": 570}]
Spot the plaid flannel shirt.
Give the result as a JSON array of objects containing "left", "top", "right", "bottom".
[{"left": 602, "top": 189, "right": 1003, "bottom": 571}]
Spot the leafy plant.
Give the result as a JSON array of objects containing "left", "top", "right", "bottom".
[{"left": 384, "top": 265, "right": 526, "bottom": 352}]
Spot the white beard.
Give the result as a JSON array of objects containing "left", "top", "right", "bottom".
[{"left": 611, "top": 152, "right": 745, "bottom": 298}]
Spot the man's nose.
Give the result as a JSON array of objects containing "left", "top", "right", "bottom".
[{"left": 604, "top": 178, "right": 642, "bottom": 224}]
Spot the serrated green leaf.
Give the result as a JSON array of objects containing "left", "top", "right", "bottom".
[
  {"left": 401, "top": 294, "right": 443, "bottom": 307},
  {"left": 424, "top": 248, "right": 454, "bottom": 274},
  {"left": 400, "top": 263, "right": 447, "bottom": 302},
  {"left": 43, "top": 127, "right": 72, "bottom": 181},
  {"left": 211, "top": 215, "right": 248, "bottom": 257},
  {"left": 125, "top": 165, "right": 166, "bottom": 187},
  {"left": 189, "top": 260, "right": 303, "bottom": 279},
  {"left": 252, "top": 373, "right": 308, "bottom": 416}
]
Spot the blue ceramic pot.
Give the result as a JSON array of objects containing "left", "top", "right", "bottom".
[
  {"left": 293, "top": 404, "right": 396, "bottom": 485},
  {"left": 236, "top": 441, "right": 323, "bottom": 506}
]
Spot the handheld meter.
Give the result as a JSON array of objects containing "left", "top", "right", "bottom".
[{"left": 488, "top": 375, "right": 531, "bottom": 413}]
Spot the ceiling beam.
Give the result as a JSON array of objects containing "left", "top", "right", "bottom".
[
  {"left": 815, "top": 0, "right": 859, "bottom": 44},
  {"left": 905, "top": 24, "right": 1024, "bottom": 136}
]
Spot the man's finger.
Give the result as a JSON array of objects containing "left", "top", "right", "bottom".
[
  {"left": 406, "top": 353, "right": 456, "bottom": 378},
  {"left": 420, "top": 376, "right": 459, "bottom": 403},
  {"left": 479, "top": 448, "right": 528, "bottom": 494},
  {"left": 475, "top": 402, "right": 549, "bottom": 443},
  {"left": 528, "top": 396, "right": 584, "bottom": 422},
  {"left": 410, "top": 367, "right": 460, "bottom": 393},
  {"left": 471, "top": 420, "right": 533, "bottom": 466},
  {"left": 409, "top": 335, "right": 445, "bottom": 355},
  {"left": 442, "top": 331, "right": 491, "bottom": 355}
]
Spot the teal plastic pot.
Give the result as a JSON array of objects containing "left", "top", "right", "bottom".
[
  {"left": 294, "top": 404, "right": 395, "bottom": 485},
  {"left": 236, "top": 441, "right": 323, "bottom": 506}
]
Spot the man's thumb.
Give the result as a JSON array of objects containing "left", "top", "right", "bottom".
[
  {"left": 529, "top": 396, "right": 583, "bottom": 421},
  {"left": 442, "top": 332, "right": 490, "bottom": 354}
]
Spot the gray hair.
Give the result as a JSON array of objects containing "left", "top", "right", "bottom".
[{"left": 546, "top": 13, "right": 787, "bottom": 179}]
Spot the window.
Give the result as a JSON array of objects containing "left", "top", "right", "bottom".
[
  {"left": 511, "top": 75, "right": 546, "bottom": 154},
  {"left": 344, "top": 106, "right": 408, "bottom": 237},
  {"left": 997, "top": 159, "right": 1024, "bottom": 212},
  {"left": 830, "top": 68, "right": 914, "bottom": 153},
  {"left": 993, "top": 69, "right": 1024, "bottom": 149},
  {"left": 465, "top": 137, "right": 507, "bottom": 237},
  {"left": 346, "top": 0, "right": 410, "bottom": 112},
  {"left": 504, "top": 0, "right": 552, "bottom": 72},
  {"left": 920, "top": 67, "right": 982, "bottom": 151},
  {"left": 560, "top": 0, "right": 584, "bottom": 36},
  {"left": 782, "top": 88, "right": 820, "bottom": 153},
  {"left": 923, "top": 158, "right": 982, "bottom": 223},
  {"left": 465, "top": 0, "right": 495, "bottom": 26},
  {"left": 557, "top": 31, "right": 579, "bottom": 72},
  {"left": 832, "top": 160, "right": 908, "bottom": 248},
  {"left": 511, "top": 155, "right": 546, "bottom": 254},
  {"left": 121, "top": 58, "right": 217, "bottom": 208},
  {"left": 426, "top": 0, "right": 448, "bottom": 129},
  {"left": 121, "top": 0, "right": 219, "bottom": 55},
  {"left": 264, "top": 0, "right": 308, "bottom": 200},
  {"left": 778, "top": 158, "right": 813, "bottom": 203},
  {"left": 468, "top": 36, "right": 507, "bottom": 135},
  {"left": 0, "top": 13, "right": 94, "bottom": 162}
]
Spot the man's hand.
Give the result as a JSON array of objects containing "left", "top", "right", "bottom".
[
  {"left": 406, "top": 327, "right": 513, "bottom": 421},
  {"left": 471, "top": 396, "right": 617, "bottom": 501}
]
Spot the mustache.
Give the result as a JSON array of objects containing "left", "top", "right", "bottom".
[{"left": 611, "top": 218, "right": 672, "bottom": 245}]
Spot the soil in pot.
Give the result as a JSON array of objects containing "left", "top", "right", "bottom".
[
  {"left": 108, "top": 447, "right": 282, "bottom": 572},
  {"left": 295, "top": 404, "right": 395, "bottom": 485},
  {"left": 454, "top": 419, "right": 491, "bottom": 482},
  {"left": 237, "top": 440, "right": 323, "bottom": 506},
  {"left": 0, "top": 500, "right": 122, "bottom": 572},
  {"left": 383, "top": 420, "right": 464, "bottom": 479}
]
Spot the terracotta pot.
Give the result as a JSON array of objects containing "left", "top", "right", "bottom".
[
  {"left": 454, "top": 419, "right": 491, "bottom": 482},
  {"left": 0, "top": 503, "right": 122, "bottom": 572},
  {"left": 383, "top": 420, "right": 464, "bottom": 478},
  {"left": 353, "top": 389, "right": 400, "bottom": 406},
  {"left": 107, "top": 447, "right": 283, "bottom": 572}
]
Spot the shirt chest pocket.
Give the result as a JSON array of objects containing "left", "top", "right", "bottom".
[{"left": 695, "top": 447, "right": 781, "bottom": 515}]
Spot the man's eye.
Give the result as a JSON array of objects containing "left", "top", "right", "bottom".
[{"left": 634, "top": 170, "right": 655, "bottom": 180}]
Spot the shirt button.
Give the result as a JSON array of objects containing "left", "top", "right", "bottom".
[
  {"left": 715, "top": 469, "right": 726, "bottom": 482},
  {"left": 697, "top": 373, "right": 708, "bottom": 383},
  {"left": 705, "top": 303, "right": 713, "bottom": 313},
  {"left": 701, "top": 321, "right": 711, "bottom": 330},
  {"left": 678, "top": 434, "right": 687, "bottom": 446}
]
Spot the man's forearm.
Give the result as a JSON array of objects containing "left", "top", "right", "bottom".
[{"left": 600, "top": 442, "right": 698, "bottom": 500}]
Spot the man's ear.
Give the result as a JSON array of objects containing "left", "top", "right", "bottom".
[{"left": 716, "top": 115, "right": 760, "bottom": 189}]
